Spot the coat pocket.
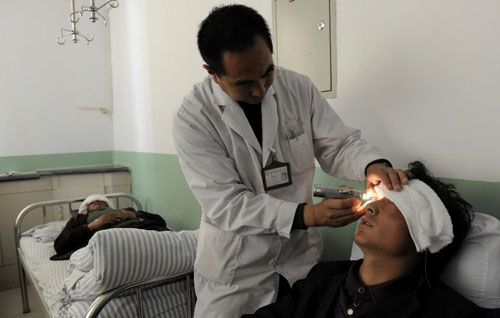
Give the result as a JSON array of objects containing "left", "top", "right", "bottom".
[
  {"left": 282, "top": 133, "right": 315, "bottom": 174},
  {"left": 194, "top": 221, "right": 241, "bottom": 285}
]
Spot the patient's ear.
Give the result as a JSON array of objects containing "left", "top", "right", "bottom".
[{"left": 203, "top": 64, "right": 220, "bottom": 84}]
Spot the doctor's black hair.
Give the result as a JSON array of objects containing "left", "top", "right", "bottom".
[
  {"left": 407, "top": 161, "right": 473, "bottom": 279},
  {"left": 197, "top": 4, "right": 273, "bottom": 76}
]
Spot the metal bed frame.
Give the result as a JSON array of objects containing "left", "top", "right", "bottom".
[{"left": 14, "top": 193, "right": 195, "bottom": 318}]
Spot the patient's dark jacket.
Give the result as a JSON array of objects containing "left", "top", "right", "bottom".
[
  {"left": 243, "top": 260, "right": 487, "bottom": 318},
  {"left": 52, "top": 209, "right": 168, "bottom": 259}
]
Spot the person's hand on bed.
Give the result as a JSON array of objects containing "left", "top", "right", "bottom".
[
  {"left": 119, "top": 210, "right": 137, "bottom": 221},
  {"left": 87, "top": 213, "right": 122, "bottom": 231}
]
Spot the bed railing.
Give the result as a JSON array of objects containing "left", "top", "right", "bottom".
[{"left": 85, "top": 271, "right": 194, "bottom": 318}]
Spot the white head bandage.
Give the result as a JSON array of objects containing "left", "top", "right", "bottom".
[
  {"left": 78, "top": 194, "right": 115, "bottom": 215},
  {"left": 374, "top": 180, "right": 454, "bottom": 253}
]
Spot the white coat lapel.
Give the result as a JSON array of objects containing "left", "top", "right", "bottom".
[
  {"left": 261, "top": 85, "right": 278, "bottom": 165},
  {"left": 212, "top": 80, "right": 262, "bottom": 154}
]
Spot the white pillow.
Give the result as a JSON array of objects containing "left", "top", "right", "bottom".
[
  {"left": 350, "top": 212, "right": 500, "bottom": 308},
  {"left": 440, "top": 213, "right": 500, "bottom": 309},
  {"left": 22, "top": 220, "right": 68, "bottom": 243}
]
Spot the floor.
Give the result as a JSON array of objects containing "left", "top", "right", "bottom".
[{"left": 0, "top": 286, "right": 48, "bottom": 318}]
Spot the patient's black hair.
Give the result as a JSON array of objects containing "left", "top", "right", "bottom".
[
  {"left": 197, "top": 4, "right": 273, "bottom": 76},
  {"left": 408, "top": 161, "right": 473, "bottom": 278}
]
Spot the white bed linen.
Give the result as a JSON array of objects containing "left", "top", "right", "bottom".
[
  {"left": 19, "top": 236, "right": 71, "bottom": 317},
  {"left": 22, "top": 220, "right": 67, "bottom": 243}
]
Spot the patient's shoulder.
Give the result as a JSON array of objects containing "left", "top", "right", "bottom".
[
  {"left": 430, "top": 280, "right": 475, "bottom": 301},
  {"left": 424, "top": 280, "right": 488, "bottom": 317}
]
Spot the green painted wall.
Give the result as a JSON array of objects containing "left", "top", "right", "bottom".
[
  {"left": 0, "top": 151, "right": 114, "bottom": 173},
  {"left": 113, "top": 151, "right": 201, "bottom": 231},
  {"left": 8, "top": 151, "right": 498, "bottom": 261},
  {"left": 114, "top": 151, "right": 500, "bottom": 261}
]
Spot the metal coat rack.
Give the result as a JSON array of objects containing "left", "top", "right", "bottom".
[{"left": 57, "top": 0, "right": 119, "bottom": 45}]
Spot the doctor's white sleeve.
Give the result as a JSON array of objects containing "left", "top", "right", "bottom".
[
  {"left": 173, "top": 106, "right": 297, "bottom": 238},
  {"left": 309, "top": 81, "right": 385, "bottom": 181}
]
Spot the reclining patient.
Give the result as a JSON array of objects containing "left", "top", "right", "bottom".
[
  {"left": 52, "top": 194, "right": 168, "bottom": 259},
  {"left": 244, "top": 161, "right": 487, "bottom": 318}
]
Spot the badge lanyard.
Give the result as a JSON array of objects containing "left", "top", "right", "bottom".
[{"left": 261, "top": 147, "right": 292, "bottom": 192}]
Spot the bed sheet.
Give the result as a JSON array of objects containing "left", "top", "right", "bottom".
[{"left": 19, "top": 235, "right": 70, "bottom": 317}]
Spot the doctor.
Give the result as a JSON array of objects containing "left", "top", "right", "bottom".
[{"left": 173, "top": 4, "right": 408, "bottom": 318}]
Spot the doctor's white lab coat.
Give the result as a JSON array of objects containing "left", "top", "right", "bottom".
[{"left": 173, "top": 67, "right": 384, "bottom": 317}]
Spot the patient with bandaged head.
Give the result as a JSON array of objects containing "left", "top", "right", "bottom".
[
  {"left": 244, "top": 161, "right": 487, "bottom": 317},
  {"left": 51, "top": 194, "right": 169, "bottom": 260}
]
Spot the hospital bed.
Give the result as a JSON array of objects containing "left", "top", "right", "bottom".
[{"left": 14, "top": 193, "right": 197, "bottom": 318}]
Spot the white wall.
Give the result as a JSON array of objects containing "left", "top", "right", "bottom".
[
  {"left": 110, "top": 0, "right": 272, "bottom": 154},
  {"left": 110, "top": 0, "right": 500, "bottom": 182},
  {"left": 332, "top": 0, "right": 500, "bottom": 181},
  {"left": 0, "top": 1, "right": 114, "bottom": 157}
]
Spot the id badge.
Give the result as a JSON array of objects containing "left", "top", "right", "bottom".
[{"left": 261, "top": 148, "right": 292, "bottom": 191}]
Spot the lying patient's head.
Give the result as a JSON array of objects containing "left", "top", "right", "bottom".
[
  {"left": 78, "top": 194, "right": 115, "bottom": 215},
  {"left": 355, "top": 161, "right": 473, "bottom": 278},
  {"left": 87, "top": 200, "right": 109, "bottom": 212}
]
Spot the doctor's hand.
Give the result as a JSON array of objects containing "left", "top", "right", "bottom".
[
  {"left": 303, "top": 198, "right": 362, "bottom": 227},
  {"left": 365, "top": 163, "right": 409, "bottom": 196}
]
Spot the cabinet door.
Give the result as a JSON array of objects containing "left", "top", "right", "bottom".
[
  {"left": 0, "top": 177, "right": 53, "bottom": 265},
  {"left": 274, "top": 0, "right": 336, "bottom": 97}
]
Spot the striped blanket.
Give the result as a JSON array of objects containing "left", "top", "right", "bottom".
[{"left": 53, "top": 228, "right": 198, "bottom": 317}]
